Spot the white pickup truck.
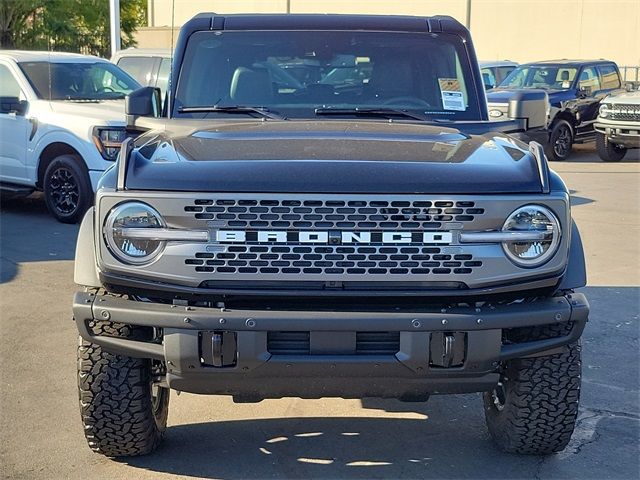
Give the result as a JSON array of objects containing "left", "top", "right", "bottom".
[{"left": 0, "top": 51, "right": 140, "bottom": 222}]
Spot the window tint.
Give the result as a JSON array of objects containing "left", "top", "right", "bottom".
[
  {"left": 175, "top": 30, "right": 480, "bottom": 120},
  {"left": 19, "top": 61, "right": 139, "bottom": 100},
  {"left": 597, "top": 64, "right": 620, "bottom": 89},
  {"left": 579, "top": 66, "right": 601, "bottom": 91},
  {"left": 117, "top": 56, "right": 157, "bottom": 86},
  {"left": 0, "top": 64, "right": 23, "bottom": 98}
]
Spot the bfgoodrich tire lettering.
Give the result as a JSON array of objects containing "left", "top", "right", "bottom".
[
  {"left": 77, "top": 320, "right": 169, "bottom": 457},
  {"left": 483, "top": 323, "right": 581, "bottom": 454}
]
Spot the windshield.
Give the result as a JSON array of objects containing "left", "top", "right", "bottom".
[
  {"left": 19, "top": 61, "right": 140, "bottom": 100},
  {"left": 174, "top": 30, "right": 481, "bottom": 120},
  {"left": 500, "top": 65, "right": 578, "bottom": 90}
]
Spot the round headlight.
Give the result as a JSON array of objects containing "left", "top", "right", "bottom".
[
  {"left": 104, "top": 202, "right": 165, "bottom": 264},
  {"left": 599, "top": 103, "right": 609, "bottom": 118},
  {"left": 502, "top": 205, "right": 561, "bottom": 267}
]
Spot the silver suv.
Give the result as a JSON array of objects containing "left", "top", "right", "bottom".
[{"left": 595, "top": 84, "right": 640, "bottom": 161}]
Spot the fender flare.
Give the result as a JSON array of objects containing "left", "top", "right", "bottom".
[
  {"left": 74, "top": 207, "right": 101, "bottom": 287},
  {"left": 558, "top": 220, "right": 587, "bottom": 290}
]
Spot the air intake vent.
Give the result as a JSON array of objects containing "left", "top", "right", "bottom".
[
  {"left": 267, "top": 331, "right": 310, "bottom": 355},
  {"left": 356, "top": 332, "right": 401, "bottom": 355},
  {"left": 266, "top": 331, "right": 400, "bottom": 355}
]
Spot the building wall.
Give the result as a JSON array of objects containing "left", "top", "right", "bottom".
[{"left": 137, "top": 0, "right": 639, "bottom": 71}]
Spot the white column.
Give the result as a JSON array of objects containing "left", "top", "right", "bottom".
[{"left": 109, "top": 0, "right": 121, "bottom": 58}]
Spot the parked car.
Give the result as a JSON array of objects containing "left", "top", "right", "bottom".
[
  {"left": 111, "top": 48, "right": 171, "bottom": 99},
  {"left": 0, "top": 51, "right": 140, "bottom": 222},
  {"left": 73, "top": 13, "right": 588, "bottom": 457},
  {"left": 594, "top": 83, "right": 640, "bottom": 161},
  {"left": 487, "top": 59, "right": 623, "bottom": 160},
  {"left": 479, "top": 60, "right": 518, "bottom": 90}
]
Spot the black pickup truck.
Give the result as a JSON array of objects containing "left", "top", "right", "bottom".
[{"left": 73, "top": 13, "right": 589, "bottom": 457}]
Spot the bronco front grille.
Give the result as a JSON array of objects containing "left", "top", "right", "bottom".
[
  {"left": 185, "top": 246, "right": 482, "bottom": 276},
  {"left": 608, "top": 104, "right": 640, "bottom": 121},
  {"left": 185, "top": 199, "right": 485, "bottom": 230}
]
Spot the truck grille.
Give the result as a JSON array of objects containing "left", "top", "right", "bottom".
[
  {"left": 185, "top": 199, "right": 485, "bottom": 230},
  {"left": 608, "top": 104, "right": 640, "bottom": 121},
  {"left": 185, "top": 246, "right": 482, "bottom": 276}
]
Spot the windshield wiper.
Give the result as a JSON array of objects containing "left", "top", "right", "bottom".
[
  {"left": 315, "top": 107, "right": 430, "bottom": 122},
  {"left": 177, "top": 105, "right": 286, "bottom": 120}
]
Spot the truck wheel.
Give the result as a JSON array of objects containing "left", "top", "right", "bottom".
[
  {"left": 596, "top": 132, "right": 626, "bottom": 162},
  {"left": 43, "top": 154, "right": 92, "bottom": 224},
  {"left": 77, "top": 320, "right": 169, "bottom": 457},
  {"left": 545, "top": 120, "right": 573, "bottom": 161},
  {"left": 483, "top": 323, "right": 581, "bottom": 454}
]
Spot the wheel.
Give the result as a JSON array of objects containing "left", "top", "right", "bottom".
[
  {"left": 483, "top": 323, "right": 581, "bottom": 454},
  {"left": 77, "top": 320, "right": 170, "bottom": 457},
  {"left": 43, "top": 154, "right": 92, "bottom": 223},
  {"left": 545, "top": 120, "right": 573, "bottom": 161},
  {"left": 596, "top": 132, "right": 626, "bottom": 162}
]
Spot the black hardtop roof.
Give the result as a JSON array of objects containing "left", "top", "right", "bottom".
[
  {"left": 185, "top": 12, "right": 468, "bottom": 37},
  {"left": 521, "top": 59, "right": 617, "bottom": 67}
]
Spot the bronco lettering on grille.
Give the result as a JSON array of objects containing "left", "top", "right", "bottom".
[{"left": 214, "top": 230, "right": 452, "bottom": 244}]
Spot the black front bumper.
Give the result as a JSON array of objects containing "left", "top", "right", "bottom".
[{"left": 73, "top": 291, "right": 588, "bottom": 400}]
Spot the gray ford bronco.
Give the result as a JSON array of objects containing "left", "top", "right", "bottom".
[{"left": 73, "top": 13, "right": 589, "bottom": 457}]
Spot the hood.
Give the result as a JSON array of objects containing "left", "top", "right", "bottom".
[
  {"left": 488, "top": 87, "right": 568, "bottom": 104},
  {"left": 49, "top": 99, "right": 125, "bottom": 121},
  {"left": 124, "top": 120, "right": 544, "bottom": 194},
  {"left": 604, "top": 90, "right": 640, "bottom": 105}
]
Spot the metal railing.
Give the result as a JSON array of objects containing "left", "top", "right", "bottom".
[{"left": 620, "top": 66, "right": 640, "bottom": 82}]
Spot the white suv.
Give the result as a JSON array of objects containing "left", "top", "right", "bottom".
[
  {"left": 595, "top": 85, "right": 640, "bottom": 161},
  {"left": 0, "top": 51, "right": 140, "bottom": 222}
]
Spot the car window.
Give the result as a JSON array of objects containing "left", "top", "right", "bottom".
[
  {"left": 117, "top": 56, "right": 157, "bottom": 86},
  {"left": 175, "top": 30, "right": 481, "bottom": 120},
  {"left": 495, "top": 66, "right": 516, "bottom": 84},
  {"left": 481, "top": 67, "right": 496, "bottom": 87},
  {"left": 597, "top": 64, "right": 620, "bottom": 90},
  {"left": 579, "top": 66, "right": 601, "bottom": 92},
  {"left": 0, "top": 64, "right": 24, "bottom": 99},
  {"left": 500, "top": 66, "right": 577, "bottom": 90},
  {"left": 156, "top": 58, "right": 171, "bottom": 94},
  {"left": 18, "top": 61, "right": 140, "bottom": 100}
]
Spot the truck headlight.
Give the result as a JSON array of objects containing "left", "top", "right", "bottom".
[
  {"left": 502, "top": 205, "right": 561, "bottom": 267},
  {"left": 599, "top": 103, "right": 610, "bottom": 118},
  {"left": 92, "top": 127, "right": 127, "bottom": 161},
  {"left": 104, "top": 202, "right": 165, "bottom": 264}
]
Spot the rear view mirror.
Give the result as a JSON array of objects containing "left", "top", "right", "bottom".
[
  {"left": 125, "top": 87, "right": 161, "bottom": 128},
  {"left": 507, "top": 90, "right": 548, "bottom": 130},
  {"left": 0, "top": 96, "right": 28, "bottom": 116}
]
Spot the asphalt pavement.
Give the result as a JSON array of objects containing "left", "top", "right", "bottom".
[{"left": 1, "top": 144, "right": 638, "bottom": 480}]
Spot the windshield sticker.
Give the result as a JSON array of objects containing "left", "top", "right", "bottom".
[{"left": 438, "top": 78, "right": 466, "bottom": 111}]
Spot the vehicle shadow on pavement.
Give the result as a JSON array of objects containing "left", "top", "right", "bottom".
[{"left": 0, "top": 193, "right": 78, "bottom": 283}]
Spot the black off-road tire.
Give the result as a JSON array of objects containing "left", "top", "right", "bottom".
[
  {"left": 595, "top": 132, "right": 626, "bottom": 162},
  {"left": 483, "top": 323, "right": 581, "bottom": 455},
  {"left": 545, "top": 120, "right": 574, "bottom": 161},
  {"left": 77, "top": 320, "right": 170, "bottom": 457},
  {"left": 43, "top": 154, "right": 92, "bottom": 223}
]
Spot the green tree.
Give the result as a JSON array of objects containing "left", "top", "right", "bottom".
[{"left": 0, "top": 0, "right": 147, "bottom": 58}]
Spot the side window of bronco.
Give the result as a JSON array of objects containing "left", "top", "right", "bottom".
[{"left": 597, "top": 64, "right": 620, "bottom": 90}]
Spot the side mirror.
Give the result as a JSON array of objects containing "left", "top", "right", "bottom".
[
  {"left": 579, "top": 86, "right": 592, "bottom": 97},
  {"left": 624, "top": 82, "right": 636, "bottom": 92},
  {"left": 507, "top": 89, "right": 548, "bottom": 130},
  {"left": 125, "top": 87, "right": 161, "bottom": 128},
  {"left": 0, "top": 96, "right": 28, "bottom": 116}
]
